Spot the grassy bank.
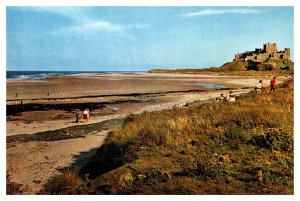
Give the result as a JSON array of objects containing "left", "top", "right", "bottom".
[
  {"left": 148, "top": 58, "right": 293, "bottom": 76},
  {"left": 148, "top": 68, "right": 292, "bottom": 76},
  {"left": 43, "top": 79, "right": 294, "bottom": 195}
]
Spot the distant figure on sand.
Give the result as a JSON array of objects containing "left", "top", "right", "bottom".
[
  {"left": 75, "top": 109, "right": 80, "bottom": 123},
  {"left": 270, "top": 77, "right": 277, "bottom": 92},
  {"left": 227, "top": 91, "right": 236, "bottom": 102},
  {"left": 87, "top": 109, "right": 90, "bottom": 121},
  {"left": 216, "top": 93, "right": 226, "bottom": 102},
  {"left": 83, "top": 109, "right": 90, "bottom": 122},
  {"left": 255, "top": 80, "right": 263, "bottom": 94}
]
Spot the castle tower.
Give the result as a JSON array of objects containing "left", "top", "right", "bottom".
[
  {"left": 284, "top": 48, "right": 290, "bottom": 59},
  {"left": 263, "top": 43, "right": 277, "bottom": 54}
]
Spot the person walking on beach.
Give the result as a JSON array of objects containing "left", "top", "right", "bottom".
[
  {"left": 270, "top": 77, "right": 277, "bottom": 92},
  {"left": 75, "top": 109, "right": 80, "bottom": 123},
  {"left": 227, "top": 91, "right": 236, "bottom": 102},
  {"left": 255, "top": 80, "right": 263, "bottom": 94},
  {"left": 83, "top": 108, "right": 90, "bottom": 122}
]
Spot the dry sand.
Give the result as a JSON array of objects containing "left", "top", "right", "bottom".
[
  {"left": 7, "top": 130, "right": 109, "bottom": 194},
  {"left": 6, "top": 72, "right": 287, "bottom": 194}
]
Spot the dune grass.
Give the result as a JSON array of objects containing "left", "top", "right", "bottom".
[{"left": 43, "top": 78, "right": 294, "bottom": 195}]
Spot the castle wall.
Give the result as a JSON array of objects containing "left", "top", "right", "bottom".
[
  {"left": 235, "top": 54, "right": 240, "bottom": 60},
  {"left": 256, "top": 53, "right": 269, "bottom": 61},
  {"left": 285, "top": 48, "right": 290, "bottom": 59}
]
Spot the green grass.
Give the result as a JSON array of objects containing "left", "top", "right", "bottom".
[
  {"left": 148, "top": 58, "right": 293, "bottom": 76},
  {"left": 148, "top": 68, "right": 292, "bottom": 76},
  {"left": 43, "top": 78, "right": 294, "bottom": 195}
]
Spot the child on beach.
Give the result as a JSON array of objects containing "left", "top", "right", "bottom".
[
  {"left": 215, "top": 93, "right": 226, "bottom": 102},
  {"left": 227, "top": 91, "right": 236, "bottom": 102},
  {"left": 255, "top": 80, "right": 263, "bottom": 94},
  {"left": 270, "top": 77, "right": 277, "bottom": 91}
]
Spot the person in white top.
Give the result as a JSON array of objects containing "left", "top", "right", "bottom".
[
  {"left": 227, "top": 91, "right": 236, "bottom": 102},
  {"left": 83, "top": 108, "right": 90, "bottom": 122},
  {"left": 255, "top": 80, "right": 263, "bottom": 94}
]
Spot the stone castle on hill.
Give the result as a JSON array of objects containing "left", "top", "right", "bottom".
[{"left": 234, "top": 43, "right": 290, "bottom": 62}]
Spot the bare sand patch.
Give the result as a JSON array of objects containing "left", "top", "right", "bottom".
[{"left": 7, "top": 130, "right": 109, "bottom": 194}]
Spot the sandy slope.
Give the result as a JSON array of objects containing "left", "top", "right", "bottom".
[{"left": 7, "top": 130, "right": 109, "bottom": 194}]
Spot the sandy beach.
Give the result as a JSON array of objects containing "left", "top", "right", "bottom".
[{"left": 6, "top": 72, "right": 287, "bottom": 194}]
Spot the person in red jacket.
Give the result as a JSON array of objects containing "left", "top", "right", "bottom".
[{"left": 270, "top": 77, "right": 277, "bottom": 91}]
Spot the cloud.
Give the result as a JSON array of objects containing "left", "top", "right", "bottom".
[
  {"left": 20, "top": 7, "right": 149, "bottom": 35},
  {"left": 134, "top": 23, "right": 150, "bottom": 30},
  {"left": 20, "top": 7, "right": 126, "bottom": 34},
  {"left": 20, "top": 7, "right": 88, "bottom": 21},
  {"left": 183, "top": 8, "right": 263, "bottom": 17},
  {"left": 60, "top": 21, "right": 125, "bottom": 34},
  {"left": 86, "top": 21, "right": 124, "bottom": 32}
]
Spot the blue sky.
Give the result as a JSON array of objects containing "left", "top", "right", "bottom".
[{"left": 6, "top": 6, "right": 294, "bottom": 71}]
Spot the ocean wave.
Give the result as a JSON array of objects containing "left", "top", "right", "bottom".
[
  {"left": 7, "top": 72, "right": 63, "bottom": 80},
  {"left": 6, "top": 71, "right": 142, "bottom": 81}
]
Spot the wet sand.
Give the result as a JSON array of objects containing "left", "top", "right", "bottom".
[
  {"left": 7, "top": 72, "right": 264, "bottom": 101},
  {"left": 6, "top": 72, "right": 287, "bottom": 194}
]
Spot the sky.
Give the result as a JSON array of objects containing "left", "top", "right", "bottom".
[{"left": 6, "top": 6, "right": 294, "bottom": 71}]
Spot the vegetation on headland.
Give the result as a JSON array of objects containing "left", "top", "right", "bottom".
[
  {"left": 148, "top": 58, "right": 294, "bottom": 76},
  {"left": 42, "top": 78, "right": 294, "bottom": 195}
]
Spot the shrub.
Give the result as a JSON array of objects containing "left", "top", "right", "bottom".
[
  {"left": 43, "top": 172, "right": 87, "bottom": 194},
  {"left": 250, "top": 128, "right": 293, "bottom": 151}
]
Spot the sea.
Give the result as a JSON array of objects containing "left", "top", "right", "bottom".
[{"left": 6, "top": 71, "right": 140, "bottom": 80}]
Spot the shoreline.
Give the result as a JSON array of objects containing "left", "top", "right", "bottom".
[
  {"left": 7, "top": 89, "right": 210, "bottom": 104},
  {"left": 7, "top": 88, "right": 253, "bottom": 137}
]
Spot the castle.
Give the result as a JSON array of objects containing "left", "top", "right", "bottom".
[{"left": 234, "top": 43, "right": 290, "bottom": 62}]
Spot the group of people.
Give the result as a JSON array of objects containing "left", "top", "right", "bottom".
[
  {"left": 216, "top": 76, "right": 278, "bottom": 102},
  {"left": 255, "top": 76, "right": 277, "bottom": 94},
  {"left": 215, "top": 90, "right": 236, "bottom": 102},
  {"left": 75, "top": 108, "right": 90, "bottom": 123}
]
